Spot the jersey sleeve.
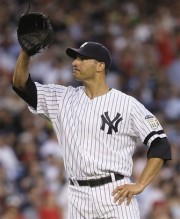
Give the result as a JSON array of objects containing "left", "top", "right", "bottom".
[
  {"left": 12, "top": 75, "right": 37, "bottom": 109},
  {"left": 130, "top": 98, "right": 167, "bottom": 147},
  {"left": 147, "top": 137, "right": 171, "bottom": 160},
  {"left": 29, "top": 82, "right": 68, "bottom": 121}
]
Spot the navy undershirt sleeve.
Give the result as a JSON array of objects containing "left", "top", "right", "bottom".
[
  {"left": 147, "top": 137, "right": 172, "bottom": 161},
  {"left": 12, "top": 75, "right": 37, "bottom": 110}
]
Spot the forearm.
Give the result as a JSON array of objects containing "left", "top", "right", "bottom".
[
  {"left": 112, "top": 157, "right": 164, "bottom": 205},
  {"left": 13, "top": 49, "right": 30, "bottom": 90},
  {"left": 137, "top": 157, "right": 164, "bottom": 190}
]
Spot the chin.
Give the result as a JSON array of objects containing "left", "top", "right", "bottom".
[
  {"left": 73, "top": 73, "right": 84, "bottom": 82},
  {"left": 75, "top": 78, "right": 83, "bottom": 82},
  {"left": 73, "top": 75, "right": 82, "bottom": 82}
]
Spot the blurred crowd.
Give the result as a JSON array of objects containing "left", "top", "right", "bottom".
[{"left": 0, "top": 0, "right": 180, "bottom": 218}]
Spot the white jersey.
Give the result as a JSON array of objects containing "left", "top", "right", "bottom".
[{"left": 29, "top": 83, "right": 166, "bottom": 180}]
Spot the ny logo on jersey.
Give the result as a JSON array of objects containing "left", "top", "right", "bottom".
[{"left": 100, "top": 111, "right": 123, "bottom": 134}]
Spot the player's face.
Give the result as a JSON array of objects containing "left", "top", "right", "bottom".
[{"left": 72, "top": 56, "right": 98, "bottom": 82}]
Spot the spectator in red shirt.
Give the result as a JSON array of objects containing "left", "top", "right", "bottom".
[{"left": 38, "top": 190, "right": 63, "bottom": 219}]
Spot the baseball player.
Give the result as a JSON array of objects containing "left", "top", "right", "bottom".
[{"left": 12, "top": 42, "right": 171, "bottom": 219}]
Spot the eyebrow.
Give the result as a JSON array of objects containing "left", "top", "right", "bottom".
[{"left": 76, "top": 55, "right": 91, "bottom": 60}]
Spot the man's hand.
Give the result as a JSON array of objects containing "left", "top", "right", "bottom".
[
  {"left": 111, "top": 182, "right": 145, "bottom": 206},
  {"left": 112, "top": 158, "right": 164, "bottom": 206}
]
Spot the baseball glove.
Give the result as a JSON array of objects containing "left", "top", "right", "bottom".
[{"left": 17, "top": 12, "right": 53, "bottom": 56}]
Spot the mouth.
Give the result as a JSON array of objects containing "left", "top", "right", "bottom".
[{"left": 73, "top": 68, "right": 79, "bottom": 73}]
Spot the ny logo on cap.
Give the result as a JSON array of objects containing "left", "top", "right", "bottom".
[
  {"left": 100, "top": 111, "right": 123, "bottom": 134},
  {"left": 80, "top": 42, "right": 88, "bottom": 48}
]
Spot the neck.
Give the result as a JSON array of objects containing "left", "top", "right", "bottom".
[{"left": 84, "top": 82, "right": 110, "bottom": 99}]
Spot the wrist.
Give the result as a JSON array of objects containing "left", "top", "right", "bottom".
[
  {"left": 21, "top": 49, "right": 30, "bottom": 58},
  {"left": 137, "top": 181, "right": 146, "bottom": 192}
]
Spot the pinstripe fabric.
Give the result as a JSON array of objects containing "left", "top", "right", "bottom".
[
  {"left": 29, "top": 82, "right": 166, "bottom": 218},
  {"left": 29, "top": 83, "right": 166, "bottom": 179},
  {"left": 68, "top": 177, "right": 140, "bottom": 219}
]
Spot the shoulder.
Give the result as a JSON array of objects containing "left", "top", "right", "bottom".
[
  {"left": 34, "top": 82, "right": 83, "bottom": 94},
  {"left": 111, "top": 88, "right": 138, "bottom": 102},
  {"left": 111, "top": 89, "right": 146, "bottom": 110}
]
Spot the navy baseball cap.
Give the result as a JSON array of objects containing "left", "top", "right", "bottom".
[{"left": 66, "top": 42, "right": 112, "bottom": 71}]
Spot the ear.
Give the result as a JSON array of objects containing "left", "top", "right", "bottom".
[{"left": 96, "top": 62, "right": 105, "bottom": 72}]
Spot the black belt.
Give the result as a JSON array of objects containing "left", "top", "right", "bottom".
[{"left": 69, "top": 173, "right": 124, "bottom": 187}]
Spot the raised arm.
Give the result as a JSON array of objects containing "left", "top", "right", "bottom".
[
  {"left": 13, "top": 49, "right": 30, "bottom": 90},
  {"left": 12, "top": 49, "right": 37, "bottom": 109}
]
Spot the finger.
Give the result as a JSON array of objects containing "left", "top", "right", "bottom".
[
  {"left": 111, "top": 185, "right": 125, "bottom": 196},
  {"left": 117, "top": 196, "right": 126, "bottom": 205},
  {"left": 117, "top": 192, "right": 133, "bottom": 206},
  {"left": 111, "top": 186, "right": 122, "bottom": 196},
  {"left": 113, "top": 192, "right": 122, "bottom": 203},
  {"left": 126, "top": 193, "right": 133, "bottom": 206},
  {"left": 114, "top": 190, "right": 128, "bottom": 205}
]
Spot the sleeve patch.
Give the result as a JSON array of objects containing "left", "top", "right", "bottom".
[{"left": 145, "top": 115, "right": 159, "bottom": 130}]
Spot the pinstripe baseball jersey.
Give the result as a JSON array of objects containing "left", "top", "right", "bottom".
[{"left": 29, "top": 82, "right": 167, "bottom": 180}]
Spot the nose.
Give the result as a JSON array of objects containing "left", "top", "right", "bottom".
[{"left": 72, "top": 58, "right": 78, "bottom": 67}]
